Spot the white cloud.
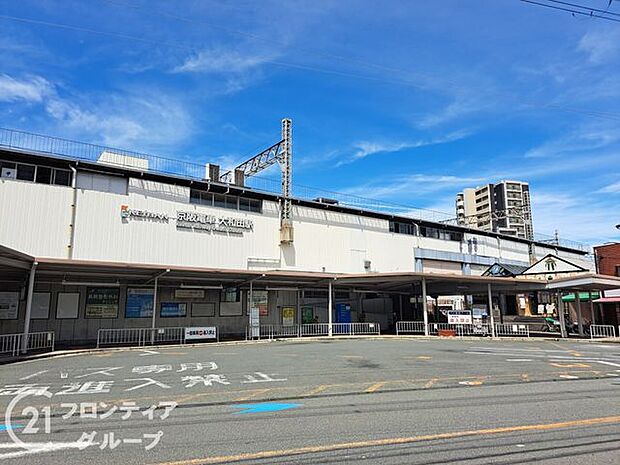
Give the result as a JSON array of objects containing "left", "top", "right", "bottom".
[
  {"left": 417, "top": 96, "right": 489, "bottom": 129},
  {"left": 172, "top": 48, "right": 274, "bottom": 74},
  {"left": 524, "top": 122, "right": 620, "bottom": 158},
  {"left": 44, "top": 93, "right": 193, "bottom": 150},
  {"left": 597, "top": 180, "right": 620, "bottom": 194},
  {"left": 338, "top": 129, "right": 472, "bottom": 166},
  {"left": 0, "top": 73, "right": 194, "bottom": 151},
  {"left": 0, "top": 74, "right": 53, "bottom": 103},
  {"left": 577, "top": 28, "right": 620, "bottom": 65}
]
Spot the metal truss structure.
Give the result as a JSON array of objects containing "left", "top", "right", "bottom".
[{"left": 219, "top": 119, "right": 293, "bottom": 243}]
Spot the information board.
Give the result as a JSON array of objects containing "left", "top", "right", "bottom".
[
  {"left": 0, "top": 292, "right": 19, "bottom": 320},
  {"left": 248, "top": 290, "right": 268, "bottom": 316},
  {"left": 282, "top": 307, "right": 296, "bottom": 325},
  {"left": 85, "top": 287, "right": 119, "bottom": 318},
  {"left": 160, "top": 302, "right": 187, "bottom": 318},
  {"left": 447, "top": 310, "right": 472, "bottom": 325},
  {"left": 125, "top": 288, "right": 154, "bottom": 318},
  {"left": 185, "top": 326, "right": 217, "bottom": 340},
  {"left": 32, "top": 292, "right": 50, "bottom": 319}
]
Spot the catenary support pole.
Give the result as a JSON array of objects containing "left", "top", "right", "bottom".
[
  {"left": 488, "top": 283, "right": 496, "bottom": 338},
  {"left": 422, "top": 278, "right": 429, "bottom": 336},
  {"left": 21, "top": 261, "right": 38, "bottom": 354},
  {"left": 557, "top": 292, "right": 567, "bottom": 338},
  {"left": 576, "top": 291, "right": 584, "bottom": 337},
  {"left": 328, "top": 280, "right": 333, "bottom": 337}
]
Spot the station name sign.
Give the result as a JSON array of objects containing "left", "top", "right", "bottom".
[{"left": 120, "top": 205, "right": 253, "bottom": 235}]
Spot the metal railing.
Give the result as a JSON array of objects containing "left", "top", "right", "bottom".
[
  {"left": 247, "top": 323, "right": 381, "bottom": 340},
  {"left": 97, "top": 327, "right": 186, "bottom": 348},
  {"left": 494, "top": 324, "right": 530, "bottom": 337},
  {"left": 590, "top": 325, "right": 617, "bottom": 339},
  {"left": 396, "top": 321, "right": 426, "bottom": 335},
  {"left": 0, "top": 331, "right": 55, "bottom": 356},
  {"left": 429, "top": 323, "right": 490, "bottom": 337}
]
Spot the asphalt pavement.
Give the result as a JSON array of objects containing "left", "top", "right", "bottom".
[{"left": 0, "top": 337, "right": 619, "bottom": 464}]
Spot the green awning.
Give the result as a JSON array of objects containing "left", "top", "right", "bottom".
[{"left": 562, "top": 292, "right": 600, "bottom": 302}]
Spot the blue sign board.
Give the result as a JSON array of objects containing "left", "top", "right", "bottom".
[
  {"left": 160, "top": 302, "right": 187, "bottom": 318},
  {"left": 336, "top": 303, "right": 351, "bottom": 323},
  {"left": 125, "top": 288, "right": 154, "bottom": 318}
]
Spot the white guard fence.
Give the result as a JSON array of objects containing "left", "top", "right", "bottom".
[
  {"left": 590, "top": 325, "right": 617, "bottom": 339},
  {"left": 247, "top": 322, "right": 381, "bottom": 340},
  {"left": 97, "top": 327, "right": 189, "bottom": 348},
  {"left": 396, "top": 321, "right": 530, "bottom": 337},
  {"left": 0, "top": 331, "right": 55, "bottom": 356}
]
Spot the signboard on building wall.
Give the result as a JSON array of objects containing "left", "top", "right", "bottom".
[
  {"left": 56, "top": 293, "right": 80, "bottom": 319},
  {"left": 175, "top": 289, "right": 205, "bottom": 299},
  {"left": 248, "top": 290, "right": 268, "bottom": 316},
  {"left": 336, "top": 303, "right": 351, "bottom": 323},
  {"left": 447, "top": 310, "right": 472, "bottom": 325},
  {"left": 302, "top": 306, "right": 314, "bottom": 324},
  {"left": 160, "top": 302, "right": 187, "bottom": 318},
  {"left": 126, "top": 288, "right": 154, "bottom": 318},
  {"left": 282, "top": 307, "right": 296, "bottom": 326},
  {"left": 0, "top": 292, "right": 19, "bottom": 320},
  {"left": 86, "top": 288, "right": 119, "bottom": 318},
  {"left": 185, "top": 326, "right": 217, "bottom": 340},
  {"left": 31, "top": 292, "right": 51, "bottom": 319}
]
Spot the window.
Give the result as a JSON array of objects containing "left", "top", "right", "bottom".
[
  {"left": 189, "top": 189, "right": 263, "bottom": 213},
  {"left": 616, "top": 266, "right": 620, "bottom": 277},
  {"left": 35, "top": 166, "right": 52, "bottom": 184},
  {"left": 16, "top": 163, "right": 35, "bottom": 181},
  {"left": 53, "top": 169, "right": 72, "bottom": 186},
  {"left": 213, "top": 193, "right": 226, "bottom": 208},
  {"left": 389, "top": 221, "right": 416, "bottom": 235},
  {"left": 221, "top": 287, "right": 240, "bottom": 302}
]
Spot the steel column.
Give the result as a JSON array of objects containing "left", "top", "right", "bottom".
[
  {"left": 488, "top": 283, "right": 496, "bottom": 338},
  {"left": 557, "top": 292, "right": 567, "bottom": 338},
  {"left": 21, "top": 262, "right": 38, "bottom": 354},
  {"left": 422, "top": 278, "right": 429, "bottom": 336},
  {"left": 575, "top": 291, "right": 584, "bottom": 337},
  {"left": 328, "top": 280, "right": 333, "bottom": 337}
]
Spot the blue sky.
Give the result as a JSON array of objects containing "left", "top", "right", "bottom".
[{"left": 0, "top": 0, "right": 619, "bottom": 245}]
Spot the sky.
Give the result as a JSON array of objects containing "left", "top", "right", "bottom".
[{"left": 0, "top": 0, "right": 619, "bottom": 245}]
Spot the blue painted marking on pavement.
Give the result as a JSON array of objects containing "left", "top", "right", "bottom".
[
  {"left": 232, "top": 403, "right": 302, "bottom": 414},
  {"left": 0, "top": 423, "right": 21, "bottom": 432}
]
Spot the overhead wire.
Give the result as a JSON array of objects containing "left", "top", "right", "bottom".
[{"left": 521, "top": 0, "right": 620, "bottom": 23}]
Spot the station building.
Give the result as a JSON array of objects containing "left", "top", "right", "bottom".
[{"left": 0, "top": 128, "right": 617, "bottom": 346}]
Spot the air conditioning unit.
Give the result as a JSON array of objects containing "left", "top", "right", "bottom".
[{"left": 1, "top": 167, "right": 16, "bottom": 179}]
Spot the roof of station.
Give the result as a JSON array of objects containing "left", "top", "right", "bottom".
[{"left": 2, "top": 243, "right": 617, "bottom": 295}]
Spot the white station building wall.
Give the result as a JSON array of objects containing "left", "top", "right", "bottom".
[{"left": 0, "top": 174, "right": 593, "bottom": 273}]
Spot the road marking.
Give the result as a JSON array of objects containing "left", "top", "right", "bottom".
[
  {"left": 550, "top": 363, "right": 591, "bottom": 368},
  {"left": 304, "top": 385, "right": 330, "bottom": 396},
  {"left": 340, "top": 355, "right": 364, "bottom": 359},
  {"left": 365, "top": 382, "right": 386, "bottom": 393},
  {"left": 139, "top": 350, "right": 160, "bottom": 356},
  {"left": 235, "top": 389, "right": 271, "bottom": 402},
  {"left": 458, "top": 380, "right": 483, "bottom": 386},
  {"left": 232, "top": 403, "right": 302, "bottom": 415},
  {"left": 148, "top": 415, "right": 620, "bottom": 465},
  {"left": 0, "top": 424, "right": 21, "bottom": 432},
  {"left": 506, "top": 359, "right": 533, "bottom": 362},
  {"left": 559, "top": 374, "right": 579, "bottom": 379},
  {"left": 424, "top": 378, "right": 437, "bottom": 389},
  {"left": 417, "top": 356, "right": 432, "bottom": 360},
  {"left": 0, "top": 441, "right": 94, "bottom": 459},
  {"left": 19, "top": 370, "right": 48, "bottom": 381},
  {"left": 594, "top": 360, "right": 620, "bottom": 368},
  {"left": 520, "top": 374, "right": 530, "bottom": 382}
]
